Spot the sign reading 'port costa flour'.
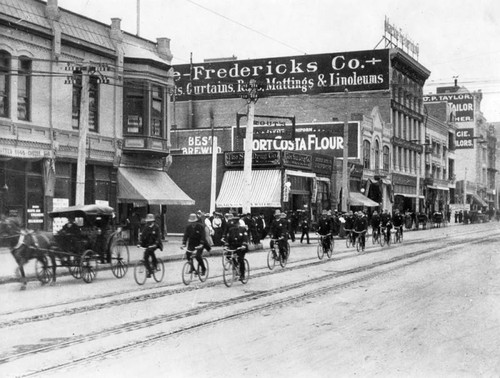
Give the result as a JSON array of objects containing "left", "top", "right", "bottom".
[{"left": 233, "top": 122, "right": 360, "bottom": 159}]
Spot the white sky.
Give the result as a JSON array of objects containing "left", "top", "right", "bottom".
[{"left": 58, "top": 0, "right": 500, "bottom": 121}]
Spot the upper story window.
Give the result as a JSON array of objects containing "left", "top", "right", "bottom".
[
  {"left": 151, "top": 85, "right": 163, "bottom": 137},
  {"left": 0, "top": 50, "right": 10, "bottom": 118},
  {"left": 374, "top": 140, "right": 380, "bottom": 171},
  {"left": 72, "top": 71, "right": 99, "bottom": 132},
  {"left": 363, "top": 140, "right": 371, "bottom": 169},
  {"left": 383, "top": 145, "right": 390, "bottom": 171},
  {"left": 18, "top": 57, "right": 31, "bottom": 121},
  {"left": 124, "top": 80, "right": 166, "bottom": 138}
]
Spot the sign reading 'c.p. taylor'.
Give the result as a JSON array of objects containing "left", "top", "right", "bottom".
[
  {"left": 423, "top": 93, "right": 474, "bottom": 122},
  {"left": 173, "top": 49, "right": 390, "bottom": 101}
]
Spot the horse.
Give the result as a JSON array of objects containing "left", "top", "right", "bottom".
[{"left": 0, "top": 216, "right": 56, "bottom": 290}]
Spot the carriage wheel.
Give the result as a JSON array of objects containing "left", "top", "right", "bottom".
[
  {"left": 35, "top": 255, "right": 54, "bottom": 285},
  {"left": 81, "top": 250, "right": 98, "bottom": 283},
  {"left": 67, "top": 254, "right": 82, "bottom": 279},
  {"left": 110, "top": 239, "right": 130, "bottom": 279}
]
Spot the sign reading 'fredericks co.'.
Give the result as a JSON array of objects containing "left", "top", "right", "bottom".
[{"left": 173, "top": 49, "right": 390, "bottom": 101}]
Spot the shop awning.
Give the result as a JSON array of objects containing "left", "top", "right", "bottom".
[
  {"left": 470, "top": 193, "right": 488, "bottom": 207},
  {"left": 349, "top": 191, "right": 379, "bottom": 207},
  {"left": 216, "top": 169, "right": 281, "bottom": 208},
  {"left": 393, "top": 193, "right": 425, "bottom": 199},
  {"left": 117, "top": 167, "right": 194, "bottom": 205}
]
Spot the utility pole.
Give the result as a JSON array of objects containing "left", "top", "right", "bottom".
[
  {"left": 463, "top": 167, "right": 467, "bottom": 208},
  {"left": 75, "top": 72, "right": 89, "bottom": 206},
  {"left": 341, "top": 88, "right": 349, "bottom": 212},
  {"left": 242, "top": 79, "right": 259, "bottom": 214}
]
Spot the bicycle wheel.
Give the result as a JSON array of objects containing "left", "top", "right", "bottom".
[
  {"left": 372, "top": 232, "right": 377, "bottom": 245},
  {"left": 223, "top": 261, "right": 235, "bottom": 287},
  {"left": 356, "top": 237, "right": 361, "bottom": 252},
  {"left": 326, "top": 240, "right": 333, "bottom": 259},
  {"left": 134, "top": 260, "right": 147, "bottom": 285},
  {"left": 198, "top": 257, "right": 209, "bottom": 282},
  {"left": 380, "top": 232, "right": 386, "bottom": 247},
  {"left": 182, "top": 261, "right": 193, "bottom": 285},
  {"left": 153, "top": 257, "right": 165, "bottom": 283},
  {"left": 267, "top": 249, "right": 276, "bottom": 270},
  {"left": 346, "top": 234, "right": 351, "bottom": 248},
  {"left": 222, "top": 251, "right": 232, "bottom": 271},
  {"left": 400, "top": 231, "right": 403, "bottom": 243},
  {"left": 317, "top": 242, "right": 324, "bottom": 260},
  {"left": 241, "top": 259, "right": 250, "bottom": 284}
]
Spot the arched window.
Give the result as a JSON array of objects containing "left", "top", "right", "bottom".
[
  {"left": 374, "top": 140, "right": 380, "bottom": 171},
  {"left": 363, "top": 140, "right": 371, "bottom": 169},
  {"left": 0, "top": 50, "right": 11, "bottom": 118},
  {"left": 18, "top": 56, "right": 31, "bottom": 121}
]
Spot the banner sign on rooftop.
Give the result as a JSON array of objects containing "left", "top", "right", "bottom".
[
  {"left": 173, "top": 49, "right": 390, "bottom": 101},
  {"left": 423, "top": 93, "right": 474, "bottom": 122}
]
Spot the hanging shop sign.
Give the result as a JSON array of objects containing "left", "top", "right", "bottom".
[
  {"left": 224, "top": 151, "right": 281, "bottom": 167},
  {"left": 234, "top": 122, "right": 359, "bottom": 159},
  {"left": 423, "top": 93, "right": 474, "bottom": 122},
  {"left": 454, "top": 128, "right": 476, "bottom": 149},
  {"left": 282, "top": 151, "right": 312, "bottom": 170},
  {"left": 312, "top": 154, "right": 334, "bottom": 175},
  {"left": 173, "top": 49, "right": 390, "bottom": 101}
]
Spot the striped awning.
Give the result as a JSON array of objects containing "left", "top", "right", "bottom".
[
  {"left": 216, "top": 170, "right": 281, "bottom": 208},
  {"left": 349, "top": 191, "right": 379, "bottom": 207},
  {"left": 117, "top": 167, "right": 194, "bottom": 205}
]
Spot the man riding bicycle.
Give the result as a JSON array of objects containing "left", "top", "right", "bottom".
[
  {"left": 139, "top": 213, "right": 162, "bottom": 278},
  {"left": 222, "top": 214, "right": 249, "bottom": 281},
  {"left": 182, "top": 213, "right": 207, "bottom": 276},
  {"left": 353, "top": 211, "right": 368, "bottom": 249},
  {"left": 269, "top": 210, "right": 289, "bottom": 261},
  {"left": 317, "top": 210, "right": 333, "bottom": 252},
  {"left": 392, "top": 209, "right": 404, "bottom": 240},
  {"left": 380, "top": 209, "right": 392, "bottom": 243},
  {"left": 344, "top": 211, "right": 355, "bottom": 245}
]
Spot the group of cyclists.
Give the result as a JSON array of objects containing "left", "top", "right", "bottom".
[{"left": 138, "top": 207, "right": 406, "bottom": 283}]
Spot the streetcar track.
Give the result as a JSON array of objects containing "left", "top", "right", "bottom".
[
  {"left": 0, "top": 227, "right": 492, "bottom": 328},
  {"left": 3, "top": 232, "right": 498, "bottom": 370}
]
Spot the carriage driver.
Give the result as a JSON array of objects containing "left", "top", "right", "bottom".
[{"left": 139, "top": 213, "right": 161, "bottom": 277}]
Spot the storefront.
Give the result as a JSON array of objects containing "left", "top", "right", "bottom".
[{"left": 392, "top": 173, "right": 422, "bottom": 213}]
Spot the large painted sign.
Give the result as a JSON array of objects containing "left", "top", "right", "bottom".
[
  {"left": 170, "top": 128, "right": 231, "bottom": 154},
  {"left": 173, "top": 49, "right": 390, "bottom": 101},
  {"left": 423, "top": 93, "right": 474, "bottom": 122},
  {"left": 234, "top": 122, "right": 360, "bottom": 159}
]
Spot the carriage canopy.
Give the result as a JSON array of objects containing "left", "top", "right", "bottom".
[{"left": 49, "top": 204, "right": 115, "bottom": 219}]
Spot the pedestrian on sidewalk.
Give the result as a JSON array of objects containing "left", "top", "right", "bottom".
[{"left": 300, "top": 216, "right": 310, "bottom": 244}]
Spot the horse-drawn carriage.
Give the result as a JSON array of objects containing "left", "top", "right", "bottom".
[
  {"left": 1, "top": 204, "right": 129, "bottom": 288},
  {"left": 35, "top": 204, "right": 130, "bottom": 284}
]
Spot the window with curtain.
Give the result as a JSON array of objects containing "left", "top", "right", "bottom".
[
  {"left": 374, "top": 140, "right": 380, "bottom": 171},
  {"left": 151, "top": 85, "right": 163, "bottom": 137},
  {"left": 0, "top": 50, "right": 10, "bottom": 118},
  {"left": 124, "top": 80, "right": 145, "bottom": 134},
  {"left": 18, "top": 57, "right": 31, "bottom": 121}
]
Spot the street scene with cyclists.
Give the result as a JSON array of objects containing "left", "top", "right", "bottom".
[{"left": 1, "top": 0, "right": 500, "bottom": 377}]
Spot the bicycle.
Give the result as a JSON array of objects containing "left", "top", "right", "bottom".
[
  {"left": 354, "top": 230, "right": 367, "bottom": 253},
  {"left": 181, "top": 245, "right": 209, "bottom": 285},
  {"left": 345, "top": 229, "right": 354, "bottom": 248},
  {"left": 134, "top": 246, "right": 165, "bottom": 285},
  {"left": 267, "top": 238, "right": 290, "bottom": 269},
  {"left": 316, "top": 233, "right": 333, "bottom": 260},
  {"left": 380, "top": 226, "right": 391, "bottom": 247},
  {"left": 394, "top": 226, "right": 403, "bottom": 243},
  {"left": 372, "top": 227, "right": 381, "bottom": 245},
  {"left": 223, "top": 246, "right": 250, "bottom": 287}
]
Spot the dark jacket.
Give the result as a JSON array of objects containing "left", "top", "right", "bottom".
[
  {"left": 182, "top": 222, "right": 206, "bottom": 250},
  {"left": 140, "top": 223, "right": 161, "bottom": 248},
  {"left": 224, "top": 223, "right": 249, "bottom": 249}
]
